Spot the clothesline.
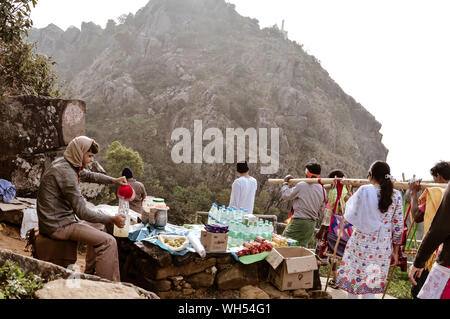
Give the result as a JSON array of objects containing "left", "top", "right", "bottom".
[{"left": 267, "top": 178, "right": 448, "bottom": 190}]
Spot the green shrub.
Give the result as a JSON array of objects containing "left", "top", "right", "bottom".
[{"left": 0, "top": 261, "right": 43, "bottom": 299}]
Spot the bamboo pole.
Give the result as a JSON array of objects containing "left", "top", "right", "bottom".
[
  {"left": 268, "top": 178, "right": 448, "bottom": 190},
  {"left": 382, "top": 265, "right": 396, "bottom": 299}
]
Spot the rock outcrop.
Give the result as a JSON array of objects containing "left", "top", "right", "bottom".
[
  {"left": 0, "top": 95, "right": 85, "bottom": 197},
  {"left": 35, "top": 278, "right": 143, "bottom": 299}
]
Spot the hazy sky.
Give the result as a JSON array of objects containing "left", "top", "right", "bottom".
[{"left": 30, "top": 0, "right": 450, "bottom": 180}]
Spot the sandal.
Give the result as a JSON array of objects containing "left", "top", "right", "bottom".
[{"left": 328, "top": 279, "right": 339, "bottom": 289}]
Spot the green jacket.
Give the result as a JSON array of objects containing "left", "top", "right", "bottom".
[{"left": 37, "top": 157, "right": 113, "bottom": 235}]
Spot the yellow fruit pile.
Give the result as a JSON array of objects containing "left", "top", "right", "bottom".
[
  {"left": 271, "top": 234, "right": 288, "bottom": 247},
  {"left": 164, "top": 237, "right": 185, "bottom": 248}
]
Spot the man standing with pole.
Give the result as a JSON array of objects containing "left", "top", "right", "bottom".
[
  {"left": 281, "top": 162, "right": 325, "bottom": 290},
  {"left": 281, "top": 162, "right": 325, "bottom": 248}
]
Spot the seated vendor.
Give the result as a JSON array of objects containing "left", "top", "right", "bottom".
[{"left": 37, "top": 136, "right": 127, "bottom": 281}]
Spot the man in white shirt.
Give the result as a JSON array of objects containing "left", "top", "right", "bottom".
[{"left": 229, "top": 161, "right": 258, "bottom": 213}]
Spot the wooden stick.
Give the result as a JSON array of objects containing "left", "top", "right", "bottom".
[
  {"left": 268, "top": 178, "right": 448, "bottom": 190},
  {"left": 325, "top": 215, "right": 346, "bottom": 292},
  {"left": 382, "top": 265, "right": 396, "bottom": 299}
]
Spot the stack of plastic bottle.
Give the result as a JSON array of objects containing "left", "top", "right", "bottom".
[{"left": 207, "top": 203, "right": 274, "bottom": 248}]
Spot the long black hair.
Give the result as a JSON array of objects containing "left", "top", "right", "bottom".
[{"left": 369, "top": 161, "right": 393, "bottom": 213}]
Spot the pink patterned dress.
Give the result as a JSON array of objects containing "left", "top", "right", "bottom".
[{"left": 335, "top": 189, "right": 404, "bottom": 294}]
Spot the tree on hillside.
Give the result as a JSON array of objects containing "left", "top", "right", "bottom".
[
  {"left": 0, "top": 0, "right": 36, "bottom": 43},
  {"left": 106, "top": 141, "right": 144, "bottom": 178},
  {"left": 0, "top": 0, "right": 58, "bottom": 96}
]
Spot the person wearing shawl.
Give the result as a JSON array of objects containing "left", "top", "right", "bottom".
[
  {"left": 316, "top": 169, "right": 353, "bottom": 289},
  {"left": 37, "top": 136, "right": 127, "bottom": 281},
  {"left": 408, "top": 161, "right": 450, "bottom": 298},
  {"left": 335, "top": 161, "right": 404, "bottom": 299}
]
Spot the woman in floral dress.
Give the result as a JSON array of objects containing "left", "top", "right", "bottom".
[{"left": 335, "top": 161, "right": 404, "bottom": 299}]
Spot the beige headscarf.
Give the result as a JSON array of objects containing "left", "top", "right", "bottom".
[{"left": 63, "top": 136, "right": 97, "bottom": 168}]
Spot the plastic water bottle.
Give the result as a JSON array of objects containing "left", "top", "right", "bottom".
[
  {"left": 233, "top": 221, "right": 241, "bottom": 246},
  {"left": 250, "top": 223, "right": 257, "bottom": 242},
  {"left": 236, "top": 230, "right": 243, "bottom": 247},
  {"left": 257, "top": 220, "right": 264, "bottom": 238},
  {"left": 217, "top": 206, "right": 223, "bottom": 223},
  {"left": 227, "top": 222, "right": 234, "bottom": 247},
  {"left": 227, "top": 208, "right": 233, "bottom": 225},
  {"left": 263, "top": 220, "right": 270, "bottom": 241},
  {"left": 231, "top": 207, "right": 237, "bottom": 220},
  {"left": 113, "top": 198, "right": 130, "bottom": 237},
  {"left": 269, "top": 222, "right": 274, "bottom": 237},
  {"left": 208, "top": 203, "right": 217, "bottom": 224},
  {"left": 238, "top": 208, "right": 243, "bottom": 222},
  {"left": 228, "top": 228, "right": 236, "bottom": 248},
  {"left": 243, "top": 225, "right": 251, "bottom": 242}
]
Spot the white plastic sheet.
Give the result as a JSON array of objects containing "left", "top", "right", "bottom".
[{"left": 20, "top": 207, "right": 38, "bottom": 239}]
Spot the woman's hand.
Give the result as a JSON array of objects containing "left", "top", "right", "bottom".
[
  {"left": 409, "top": 265, "right": 424, "bottom": 286},
  {"left": 391, "top": 245, "right": 400, "bottom": 266},
  {"left": 408, "top": 179, "right": 422, "bottom": 195}
]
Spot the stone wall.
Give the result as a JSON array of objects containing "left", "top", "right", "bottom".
[
  {"left": 117, "top": 238, "right": 267, "bottom": 298},
  {"left": 116, "top": 238, "right": 333, "bottom": 299},
  {"left": 0, "top": 95, "right": 86, "bottom": 197}
]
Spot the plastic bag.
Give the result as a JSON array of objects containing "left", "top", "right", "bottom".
[
  {"left": 20, "top": 208, "right": 38, "bottom": 239},
  {"left": 187, "top": 232, "right": 206, "bottom": 258}
]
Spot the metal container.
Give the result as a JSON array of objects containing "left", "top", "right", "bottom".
[{"left": 154, "top": 209, "right": 167, "bottom": 229}]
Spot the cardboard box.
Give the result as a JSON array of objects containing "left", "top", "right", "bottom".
[
  {"left": 266, "top": 247, "right": 318, "bottom": 291},
  {"left": 200, "top": 230, "right": 228, "bottom": 252}
]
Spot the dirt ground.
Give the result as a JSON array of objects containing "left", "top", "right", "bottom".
[{"left": 0, "top": 222, "right": 86, "bottom": 272}]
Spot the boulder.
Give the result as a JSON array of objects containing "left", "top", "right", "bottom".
[
  {"left": 151, "top": 257, "right": 217, "bottom": 280},
  {"left": 240, "top": 285, "right": 270, "bottom": 299},
  {"left": 186, "top": 271, "right": 215, "bottom": 288},
  {"left": 0, "top": 95, "right": 86, "bottom": 197},
  {"left": 292, "top": 288, "right": 309, "bottom": 299},
  {"left": 142, "top": 278, "right": 172, "bottom": 292},
  {"left": 35, "top": 279, "right": 143, "bottom": 299},
  {"left": 216, "top": 263, "right": 258, "bottom": 290},
  {"left": 0, "top": 248, "right": 159, "bottom": 299},
  {"left": 182, "top": 288, "right": 195, "bottom": 296},
  {"left": 258, "top": 282, "right": 292, "bottom": 299},
  {"left": 307, "top": 290, "right": 332, "bottom": 299}
]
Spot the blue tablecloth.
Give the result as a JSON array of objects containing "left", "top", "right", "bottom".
[{"left": 128, "top": 223, "right": 199, "bottom": 256}]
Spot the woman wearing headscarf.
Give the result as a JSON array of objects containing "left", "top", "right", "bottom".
[
  {"left": 121, "top": 166, "right": 147, "bottom": 215},
  {"left": 37, "top": 136, "right": 127, "bottom": 281},
  {"left": 335, "top": 161, "right": 404, "bottom": 299}
]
